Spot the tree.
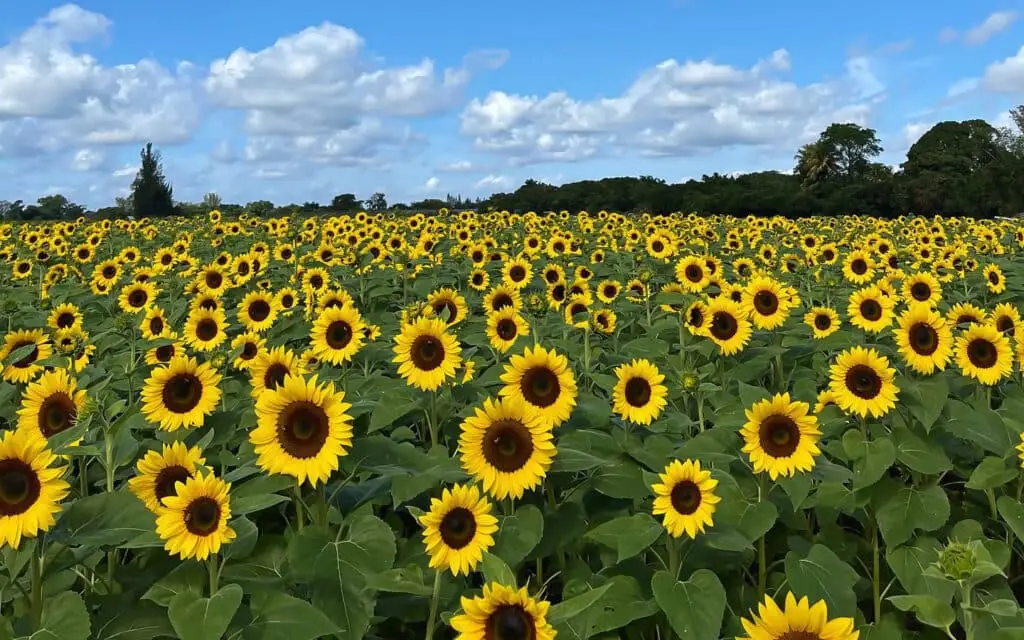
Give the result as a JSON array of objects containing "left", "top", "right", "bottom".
[
  {"left": 794, "top": 141, "right": 837, "bottom": 188},
  {"left": 365, "top": 192, "right": 387, "bottom": 211},
  {"left": 0, "top": 200, "right": 24, "bottom": 220},
  {"left": 130, "top": 143, "right": 176, "bottom": 217},
  {"left": 245, "top": 200, "right": 275, "bottom": 216},
  {"left": 114, "top": 196, "right": 133, "bottom": 218},
  {"left": 330, "top": 194, "right": 361, "bottom": 211},
  {"left": 202, "top": 192, "right": 222, "bottom": 211}
]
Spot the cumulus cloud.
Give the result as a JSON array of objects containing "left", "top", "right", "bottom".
[
  {"left": 475, "top": 174, "right": 511, "bottom": 189},
  {"left": 459, "top": 49, "right": 881, "bottom": 164},
  {"left": 901, "top": 122, "right": 933, "bottom": 147},
  {"left": 71, "top": 148, "right": 105, "bottom": 171},
  {"left": 424, "top": 176, "right": 440, "bottom": 190},
  {"left": 0, "top": 4, "right": 199, "bottom": 156},
  {"left": 983, "top": 45, "right": 1024, "bottom": 92},
  {"left": 438, "top": 160, "right": 475, "bottom": 172},
  {"left": 964, "top": 11, "right": 1018, "bottom": 45}
]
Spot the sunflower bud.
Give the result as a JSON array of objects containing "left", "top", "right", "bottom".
[
  {"left": 114, "top": 313, "right": 133, "bottom": 332},
  {"left": 681, "top": 372, "right": 699, "bottom": 390},
  {"left": 936, "top": 540, "right": 976, "bottom": 581}
]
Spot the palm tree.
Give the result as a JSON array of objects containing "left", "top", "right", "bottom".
[{"left": 794, "top": 141, "right": 837, "bottom": 188}]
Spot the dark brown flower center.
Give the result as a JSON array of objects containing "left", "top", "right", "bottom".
[
  {"left": 989, "top": 271, "right": 1000, "bottom": 285},
  {"left": 845, "top": 365, "right": 882, "bottom": 399},
  {"left": 910, "top": 282, "right": 931, "bottom": 301},
  {"left": 411, "top": 335, "right": 445, "bottom": 371},
  {"left": 758, "top": 415, "right": 801, "bottom": 458},
  {"left": 276, "top": 400, "right": 330, "bottom": 459},
  {"left": 545, "top": 270, "right": 560, "bottom": 284},
  {"left": 753, "top": 291, "right": 778, "bottom": 316},
  {"left": 433, "top": 300, "right": 459, "bottom": 323},
  {"left": 195, "top": 319, "right": 218, "bottom": 342},
  {"left": 687, "top": 307, "right": 704, "bottom": 328},
  {"left": 551, "top": 285, "right": 565, "bottom": 302},
  {"left": 492, "top": 293, "right": 513, "bottom": 312},
  {"left": 710, "top": 311, "right": 738, "bottom": 341},
  {"left": 102, "top": 266, "right": 117, "bottom": 279},
  {"left": 859, "top": 299, "right": 882, "bottom": 322},
  {"left": 241, "top": 342, "right": 258, "bottom": 359},
  {"left": 602, "top": 285, "right": 617, "bottom": 298},
  {"left": 487, "top": 606, "right": 534, "bottom": 640},
  {"left": 521, "top": 367, "right": 559, "bottom": 408},
  {"left": 11, "top": 341, "right": 39, "bottom": 368},
  {"left": 56, "top": 312, "right": 76, "bottom": 328},
  {"left": 0, "top": 460, "right": 40, "bottom": 516},
  {"left": 624, "top": 377, "right": 652, "bottom": 407},
  {"left": 997, "top": 316, "right": 1015, "bottom": 335},
  {"left": 496, "top": 319, "right": 518, "bottom": 341},
  {"left": 162, "top": 374, "right": 203, "bottom": 413},
  {"left": 956, "top": 314, "right": 978, "bottom": 326},
  {"left": 670, "top": 480, "right": 701, "bottom": 515},
  {"left": 776, "top": 632, "right": 821, "bottom": 640},
  {"left": 309, "top": 274, "right": 324, "bottom": 289},
  {"left": 813, "top": 314, "right": 831, "bottom": 331},
  {"left": 482, "top": 420, "right": 534, "bottom": 473},
  {"left": 149, "top": 317, "right": 165, "bottom": 335},
  {"left": 205, "top": 272, "right": 223, "bottom": 289},
  {"left": 652, "top": 240, "right": 664, "bottom": 252},
  {"left": 281, "top": 294, "right": 295, "bottom": 309},
  {"left": 248, "top": 300, "right": 271, "bottom": 322},
  {"left": 199, "top": 297, "right": 218, "bottom": 311},
  {"left": 154, "top": 465, "right": 192, "bottom": 502},
  {"left": 184, "top": 496, "right": 221, "bottom": 536},
  {"left": 967, "top": 338, "right": 998, "bottom": 368},
  {"left": 509, "top": 265, "right": 526, "bottom": 282},
  {"left": 684, "top": 265, "right": 703, "bottom": 282},
  {"left": 155, "top": 344, "right": 175, "bottom": 362},
  {"left": 850, "top": 258, "right": 867, "bottom": 275},
  {"left": 439, "top": 507, "right": 477, "bottom": 550},
  {"left": 128, "top": 289, "right": 148, "bottom": 308},
  {"left": 38, "top": 392, "right": 76, "bottom": 437},
  {"left": 909, "top": 323, "right": 939, "bottom": 356},
  {"left": 264, "top": 363, "right": 289, "bottom": 390},
  {"left": 326, "top": 320, "right": 353, "bottom": 350}
]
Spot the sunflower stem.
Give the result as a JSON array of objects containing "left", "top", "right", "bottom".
[
  {"left": 871, "top": 517, "right": 881, "bottom": 624},
  {"left": 666, "top": 535, "right": 681, "bottom": 581},
  {"left": 29, "top": 545, "right": 42, "bottom": 632},
  {"left": 425, "top": 392, "right": 439, "bottom": 450},
  {"left": 207, "top": 554, "right": 219, "bottom": 597},
  {"left": 424, "top": 569, "right": 443, "bottom": 640},
  {"left": 757, "top": 474, "right": 768, "bottom": 600},
  {"left": 293, "top": 486, "right": 305, "bottom": 531}
]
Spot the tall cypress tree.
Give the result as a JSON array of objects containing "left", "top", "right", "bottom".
[{"left": 131, "top": 143, "right": 176, "bottom": 217}]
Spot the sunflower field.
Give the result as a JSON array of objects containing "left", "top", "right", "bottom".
[{"left": 0, "top": 210, "right": 1023, "bottom": 640}]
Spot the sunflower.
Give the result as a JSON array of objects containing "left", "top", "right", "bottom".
[
  {"left": 739, "top": 592, "right": 859, "bottom": 640},
  {"left": 468, "top": 268, "right": 490, "bottom": 291},
  {"left": 302, "top": 267, "right": 329, "bottom": 292},
  {"left": 184, "top": 307, "right": 229, "bottom": 352},
  {"left": 141, "top": 356, "right": 223, "bottom": 431},
  {"left": 611, "top": 359, "right": 668, "bottom": 426},
  {"left": 596, "top": 279, "right": 621, "bottom": 303},
  {"left": 310, "top": 304, "right": 366, "bottom": 365},
  {"left": 0, "top": 330, "right": 52, "bottom": 384},
  {"left": 741, "top": 393, "right": 821, "bottom": 480},
  {"left": 196, "top": 266, "right": 229, "bottom": 296},
  {"left": 237, "top": 291, "right": 278, "bottom": 333},
  {"left": 946, "top": 302, "right": 986, "bottom": 329},
  {"left": 984, "top": 264, "right": 1007, "bottom": 294},
  {"left": 902, "top": 271, "right": 941, "bottom": 307},
  {"left": 128, "top": 441, "right": 206, "bottom": 513},
  {"left": 592, "top": 308, "right": 617, "bottom": 335},
  {"left": 249, "top": 346, "right": 307, "bottom": 397},
  {"left": 814, "top": 389, "right": 840, "bottom": 414},
  {"left": 450, "top": 583, "right": 556, "bottom": 640},
  {"left": 499, "top": 345, "right": 577, "bottom": 429},
  {"left": 16, "top": 369, "right": 86, "bottom": 446},
  {"left": 842, "top": 250, "right": 875, "bottom": 284},
  {"left": 419, "top": 483, "right": 498, "bottom": 576},
  {"left": 118, "top": 282, "right": 158, "bottom": 314},
  {"left": 459, "top": 397, "right": 556, "bottom": 500},
  {"left": 682, "top": 301, "right": 708, "bottom": 336},
  {"left": 155, "top": 472, "right": 235, "bottom": 561},
  {"left": 486, "top": 307, "right": 529, "bottom": 354},
  {"left": 991, "top": 302, "right": 1022, "bottom": 337},
  {"left": 675, "top": 255, "right": 709, "bottom": 293},
  {"left": 847, "top": 285, "right": 895, "bottom": 334},
  {"left": 894, "top": 304, "right": 953, "bottom": 375},
  {"left": 955, "top": 323, "right": 1013, "bottom": 386},
  {"left": 651, "top": 459, "right": 719, "bottom": 539},
  {"left": 12, "top": 259, "right": 33, "bottom": 280},
  {"left": 250, "top": 374, "right": 353, "bottom": 487},
  {"left": 393, "top": 317, "right": 462, "bottom": 392},
  {"left": 145, "top": 340, "right": 183, "bottom": 366},
  {"left": 563, "top": 293, "right": 591, "bottom": 329},
  {"left": 140, "top": 305, "right": 172, "bottom": 339},
  {"left": 275, "top": 287, "right": 299, "bottom": 313},
  {"left": 804, "top": 307, "right": 840, "bottom": 339},
  {"left": 0, "top": 429, "right": 69, "bottom": 549},
  {"left": 426, "top": 287, "right": 469, "bottom": 326},
  {"left": 828, "top": 347, "right": 899, "bottom": 418},
  {"left": 47, "top": 303, "right": 82, "bottom": 332},
  {"left": 743, "top": 276, "right": 792, "bottom": 330},
  {"left": 484, "top": 285, "right": 522, "bottom": 314},
  {"left": 699, "top": 297, "right": 752, "bottom": 356},
  {"left": 231, "top": 332, "right": 265, "bottom": 371},
  {"left": 502, "top": 256, "right": 533, "bottom": 290}
]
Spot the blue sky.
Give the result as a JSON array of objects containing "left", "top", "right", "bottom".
[{"left": 0, "top": 1, "right": 1021, "bottom": 208}]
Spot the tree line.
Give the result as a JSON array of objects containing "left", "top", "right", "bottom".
[{"left": 2, "top": 106, "right": 1022, "bottom": 220}]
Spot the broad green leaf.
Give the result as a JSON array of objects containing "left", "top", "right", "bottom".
[
  {"left": 20, "top": 591, "right": 91, "bottom": 640},
  {"left": 92, "top": 600, "right": 175, "bottom": 640},
  {"left": 889, "top": 594, "right": 956, "bottom": 629},
  {"left": 997, "top": 497, "right": 1024, "bottom": 545},
  {"left": 900, "top": 373, "right": 948, "bottom": 432},
  {"left": 52, "top": 491, "right": 155, "bottom": 547},
  {"left": 950, "top": 400, "right": 1015, "bottom": 455},
  {"left": 366, "top": 566, "right": 434, "bottom": 596},
  {"left": 876, "top": 484, "right": 950, "bottom": 547},
  {"left": 967, "top": 458, "right": 1019, "bottom": 490},
  {"left": 891, "top": 425, "right": 952, "bottom": 474},
  {"left": 492, "top": 504, "right": 544, "bottom": 568},
  {"left": 248, "top": 591, "right": 340, "bottom": 640},
  {"left": 784, "top": 544, "right": 860, "bottom": 618},
  {"left": 547, "top": 583, "right": 613, "bottom": 626},
  {"left": 651, "top": 569, "right": 726, "bottom": 640},
  {"left": 886, "top": 538, "right": 956, "bottom": 603},
  {"left": 478, "top": 553, "right": 516, "bottom": 588},
  {"left": 594, "top": 459, "right": 649, "bottom": 500},
  {"left": 842, "top": 430, "right": 895, "bottom": 491},
  {"left": 230, "top": 492, "right": 290, "bottom": 516},
  {"left": 585, "top": 514, "right": 664, "bottom": 564},
  {"left": 142, "top": 562, "right": 205, "bottom": 607},
  {"left": 586, "top": 575, "right": 659, "bottom": 636},
  {"left": 223, "top": 516, "right": 258, "bottom": 561},
  {"left": 167, "top": 584, "right": 243, "bottom": 640}
]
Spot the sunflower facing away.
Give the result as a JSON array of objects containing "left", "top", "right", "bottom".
[
  {"left": 612, "top": 358, "right": 668, "bottom": 426},
  {"left": 741, "top": 393, "right": 822, "bottom": 480},
  {"left": 894, "top": 304, "right": 953, "bottom": 375},
  {"left": 651, "top": 459, "right": 719, "bottom": 539},
  {"left": 141, "top": 356, "right": 223, "bottom": 431},
  {"left": 0, "top": 429, "right": 69, "bottom": 549},
  {"left": 310, "top": 304, "right": 366, "bottom": 365},
  {"left": 450, "top": 583, "right": 556, "bottom": 640},
  {"left": 739, "top": 592, "right": 859, "bottom": 640},
  {"left": 804, "top": 307, "right": 840, "bottom": 339},
  {"left": 955, "top": 323, "right": 1013, "bottom": 386},
  {"left": 419, "top": 483, "right": 498, "bottom": 576},
  {"left": 828, "top": 347, "right": 899, "bottom": 418},
  {"left": 499, "top": 345, "right": 577, "bottom": 429},
  {"left": 459, "top": 396, "right": 556, "bottom": 501},
  {"left": 393, "top": 316, "right": 462, "bottom": 391},
  {"left": 486, "top": 307, "right": 530, "bottom": 354},
  {"left": 129, "top": 441, "right": 206, "bottom": 513},
  {"left": 155, "top": 472, "right": 236, "bottom": 561},
  {"left": 250, "top": 374, "right": 353, "bottom": 487},
  {"left": 16, "top": 369, "right": 86, "bottom": 444}
]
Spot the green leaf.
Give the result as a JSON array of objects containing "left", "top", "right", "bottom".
[
  {"left": 492, "top": 504, "right": 544, "bottom": 568},
  {"left": 876, "top": 484, "right": 950, "bottom": 547},
  {"left": 594, "top": 460, "right": 650, "bottom": 500},
  {"left": 900, "top": 373, "right": 948, "bottom": 431},
  {"left": 737, "top": 381, "right": 770, "bottom": 409},
  {"left": 891, "top": 425, "right": 952, "bottom": 474},
  {"left": 230, "top": 493, "right": 290, "bottom": 516},
  {"left": 479, "top": 553, "right": 516, "bottom": 587},
  {"left": 167, "top": 584, "right": 243, "bottom": 640},
  {"left": 142, "top": 562, "right": 205, "bottom": 607},
  {"left": 586, "top": 575, "right": 659, "bottom": 635},
  {"left": 651, "top": 569, "right": 726, "bottom": 640},
  {"left": 223, "top": 516, "right": 258, "bottom": 561},
  {"left": 366, "top": 566, "right": 434, "bottom": 596},
  {"left": 784, "top": 544, "right": 860, "bottom": 618},
  {"left": 248, "top": 591, "right": 340, "bottom": 640},
  {"left": 950, "top": 400, "right": 1015, "bottom": 455},
  {"left": 967, "top": 458, "right": 1019, "bottom": 490},
  {"left": 736, "top": 501, "right": 778, "bottom": 543},
  {"left": 997, "top": 497, "right": 1024, "bottom": 545},
  {"left": 585, "top": 514, "right": 664, "bottom": 564},
  {"left": 92, "top": 600, "right": 175, "bottom": 640},
  {"left": 889, "top": 594, "right": 956, "bottom": 629},
  {"left": 843, "top": 430, "right": 895, "bottom": 491},
  {"left": 886, "top": 539, "right": 956, "bottom": 603},
  {"left": 52, "top": 491, "right": 155, "bottom": 547},
  {"left": 21, "top": 591, "right": 91, "bottom": 640},
  {"left": 966, "top": 599, "right": 1020, "bottom": 618},
  {"left": 547, "top": 583, "right": 613, "bottom": 626}
]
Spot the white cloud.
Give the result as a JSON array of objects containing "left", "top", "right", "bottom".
[
  {"left": 964, "top": 11, "right": 1018, "bottom": 45},
  {"left": 947, "top": 77, "right": 979, "bottom": 97},
  {"left": 424, "top": 176, "right": 440, "bottom": 190},
  {"left": 438, "top": 160, "right": 474, "bottom": 172},
  {"left": 460, "top": 49, "right": 880, "bottom": 164},
  {"left": 475, "top": 174, "right": 511, "bottom": 189},
  {"left": 938, "top": 28, "right": 959, "bottom": 44},
  {"left": 112, "top": 164, "right": 136, "bottom": 178},
  {"left": 71, "top": 148, "right": 104, "bottom": 171},
  {"left": 983, "top": 45, "right": 1024, "bottom": 92},
  {"left": 901, "top": 121, "right": 933, "bottom": 147}
]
